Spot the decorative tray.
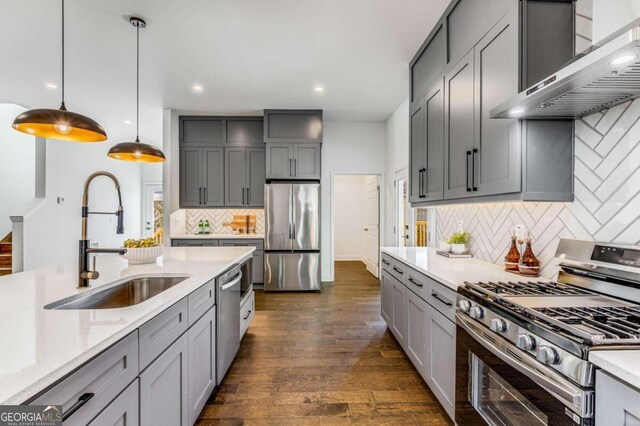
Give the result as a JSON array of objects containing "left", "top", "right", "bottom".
[
  {"left": 505, "top": 268, "right": 541, "bottom": 278},
  {"left": 436, "top": 251, "right": 473, "bottom": 258}
]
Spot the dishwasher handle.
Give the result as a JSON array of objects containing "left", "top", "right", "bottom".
[{"left": 220, "top": 272, "right": 242, "bottom": 290}]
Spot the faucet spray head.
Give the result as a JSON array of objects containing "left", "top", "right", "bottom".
[{"left": 116, "top": 208, "right": 124, "bottom": 234}]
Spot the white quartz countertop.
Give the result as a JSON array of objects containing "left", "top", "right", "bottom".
[
  {"left": 590, "top": 350, "right": 640, "bottom": 390},
  {"left": 171, "top": 233, "right": 264, "bottom": 240},
  {"left": 0, "top": 246, "right": 254, "bottom": 405},
  {"left": 380, "top": 247, "right": 550, "bottom": 290}
]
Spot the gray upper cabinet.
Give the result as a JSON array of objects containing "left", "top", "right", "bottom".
[
  {"left": 473, "top": 6, "right": 520, "bottom": 197},
  {"left": 180, "top": 117, "right": 224, "bottom": 146},
  {"left": 203, "top": 148, "right": 225, "bottom": 206},
  {"left": 226, "top": 118, "right": 263, "bottom": 146},
  {"left": 180, "top": 147, "right": 224, "bottom": 208},
  {"left": 409, "top": 0, "right": 575, "bottom": 206},
  {"left": 224, "top": 147, "right": 266, "bottom": 207},
  {"left": 266, "top": 142, "right": 320, "bottom": 180},
  {"left": 264, "top": 109, "right": 323, "bottom": 143},
  {"left": 444, "top": 50, "right": 475, "bottom": 200}
]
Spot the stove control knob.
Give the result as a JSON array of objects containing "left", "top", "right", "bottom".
[
  {"left": 536, "top": 346, "right": 559, "bottom": 365},
  {"left": 469, "top": 306, "right": 484, "bottom": 320},
  {"left": 457, "top": 300, "right": 471, "bottom": 313},
  {"left": 517, "top": 334, "right": 535, "bottom": 351},
  {"left": 490, "top": 318, "right": 507, "bottom": 333}
]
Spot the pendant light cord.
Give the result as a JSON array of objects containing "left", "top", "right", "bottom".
[
  {"left": 61, "top": 0, "right": 66, "bottom": 109},
  {"left": 136, "top": 22, "right": 140, "bottom": 142}
]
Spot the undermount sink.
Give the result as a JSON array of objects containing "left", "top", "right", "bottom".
[{"left": 46, "top": 276, "right": 189, "bottom": 310}]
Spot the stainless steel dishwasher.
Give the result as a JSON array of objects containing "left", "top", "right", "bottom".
[{"left": 216, "top": 264, "right": 242, "bottom": 384}]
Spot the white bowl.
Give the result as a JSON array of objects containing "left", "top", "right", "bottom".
[
  {"left": 438, "top": 241, "right": 451, "bottom": 252},
  {"left": 121, "top": 246, "right": 163, "bottom": 265}
]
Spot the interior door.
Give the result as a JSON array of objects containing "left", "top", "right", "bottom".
[
  {"left": 265, "top": 183, "right": 292, "bottom": 250},
  {"left": 292, "top": 183, "right": 320, "bottom": 250},
  {"left": 444, "top": 50, "right": 475, "bottom": 200},
  {"left": 363, "top": 176, "right": 379, "bottom": 278}
]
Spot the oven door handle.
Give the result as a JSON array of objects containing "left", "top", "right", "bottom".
[{"left": 456, "top": 313, "right": 590, "bottom": 417}]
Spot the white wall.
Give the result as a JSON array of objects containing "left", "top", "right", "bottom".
[
  {"left": 383, "top": 99, "right": 410, "bottom": 246},
  {"left": 334, "top": 175, "right": 367, "bottom": 260},
  {"left": 322, "top": 121, "right": 386, "bottom": 281},
  {"left": 0, "top": 104, "right": 35, "bottom": 238},
  {"left": 592, "top": 0, "right": 640, "bottom": 42}
]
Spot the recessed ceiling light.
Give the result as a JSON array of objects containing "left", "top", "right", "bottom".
[
  {"left": 611, "top": 54, "right": 635, "bottom": 66},
  {"left": 124, "top": 120, "right": 132, "bottom": 124},
  {"left": 192, "top": 84, "right": 204, "bottom": 93},
  {"left": 45, "top": 82, "right": 58, "bottom": 89},
  {"left": 314, "top": 86, "right": 324, "bottom": 93},
  {"left": 510, "top": 108, "right": 525, "bottom": 116}
]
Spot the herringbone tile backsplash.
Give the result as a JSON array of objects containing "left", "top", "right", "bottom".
[
  {"left": 185, "top": 209, "right": 265, "bottom": 234},
  {"left": 436, "top": 99, "right": 640, "bottom": 277}
]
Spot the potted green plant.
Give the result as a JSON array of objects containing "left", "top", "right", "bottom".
[{"left": 448, "top": 232, "right": 470, "bottom": 255}]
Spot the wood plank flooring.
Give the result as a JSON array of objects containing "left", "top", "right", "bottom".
[{"left": 197, "top": 261, "right": 452, "bottom": 425}]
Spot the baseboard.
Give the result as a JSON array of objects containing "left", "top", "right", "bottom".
[{"left": 334, "top": 255, "right": 364, "bottom": 261}]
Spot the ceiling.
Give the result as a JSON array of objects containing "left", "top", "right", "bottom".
[{"left": 0, "top": 0, "right": 449, "bottom": 133}]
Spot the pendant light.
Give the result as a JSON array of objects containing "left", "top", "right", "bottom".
[
  {"left": 12, "top": 0, "right": 107, "bottom": 142},
  {"left": 108, "top": 17, "right": 165, "bottom": 163}
]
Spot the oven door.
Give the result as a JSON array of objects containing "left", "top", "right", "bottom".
[{"left": 455, "top": 314, "right": 594, "bottom": 426}]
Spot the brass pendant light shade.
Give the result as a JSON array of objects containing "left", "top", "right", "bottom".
[
  {"left": 108, "top": 17, "right": 166, "bottom": 163},
  {"left": 12, "top": 0, "right": 107, "bottom": 142}
]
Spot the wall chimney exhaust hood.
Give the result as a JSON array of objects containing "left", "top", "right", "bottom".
[{"left": 491, "top": 19, "right": 640, "bottom": 119}]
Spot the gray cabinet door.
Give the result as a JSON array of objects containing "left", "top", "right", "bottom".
[
  {"left": 596, "top": 370, "right": 640, "bottom": 426},
  {"left": 188, "top": 307, "right": 216, "bottom": 425},
  {"left": 425, "top": 80, "right": 445, "bottom": 201},
  {"left": 180, "top": 117, "right": 224, "bottom": 146},
  {"left": 87, "top": 379, "right": 139, "bottom": 426},
  {"left": 225, "top": 147, "right": 247, "bottom": 206},
  {"left": 293, "top": 144, "right": 321, "bottom": 180},
  {"left": 427, "top": 307, "right": 456, "bottom": 420},
  {"left": 226, "top": 118, "right": 263, "bottom": 146},
  {"left": 406, "top": 290, "right": 428, "bottom": 381},
  {"left": 139, "top": 299, "right": 188, "bottom": 370},
  {"left": 380, "top": 271, "right": 393, "bottom": 325},
  {"left": 252, "top": 250, "right": 264, "bottom": 283},
  {"left": 391, "top": 277, "right": 407, "bottom": 347},
  {"left": 140, "top": 333, "right": 189, "bottom": 426},
  {"left": 473, "top": 6, "right": 520, "bottom": 197},
  {"left": 264, "top": 110, "right": 323, "bottom": 143},
  {"left": 266, "top": 143, "right": 294, "bottom": 179},
  {"left": 180, "top": 148, "right": 204, "bottom": 207},
  {"left": 410, "top": 23, "right": 446, "bottom": 103},
  {"left": 409, "top": 99, "right": 427, "bottom": 203},
  {"left": 444, "top": 50, "right": 475, "bottom": 200},
  {"left": 246, "top": 147, "right": 266, "bottom": 206},
  {"left": 203, "top": 148, "right": 224, "bottom": 207}
]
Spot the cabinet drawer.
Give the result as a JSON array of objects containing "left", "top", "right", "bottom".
[
  {"left": 406, "top": 267, "right": 429, "bottom": 300},
  {"left": 171, "top": 239, "right": 218, "bottom": 247},
  {"left": 188, "top": 279, "right": 215, "bottom": 327},
  {"left": 88, "top": 378, "right": 139, "bottom": 426},
  {"left": 427, "top": 279, "right": 457, "bottom": 321},
  {"left": 383, "top": 255, "right": 406, "bottom": 284},
  {"left": 139, "top": 299, "right": 188, "bottom": 370},
  {"left": 241, "top": 291, "right": 255, "bottom": 337},
  {"left": 381, "top": 253, "right": 394, "bottom": 271},
  {"left": 218, "top": 239, "right": 264, "bottom": 251},
  {"left": 32, "top": 332, "right": 139, "bottom": 426}
]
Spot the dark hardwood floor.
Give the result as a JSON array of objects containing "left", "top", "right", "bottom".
[{"left": 197, "top": 261, "right": 452, "bottom": 425}]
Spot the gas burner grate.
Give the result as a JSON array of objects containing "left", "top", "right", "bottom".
[
  {"left": 535, "top": 306, "right": 640, "bottom": 342},
  {"left": 471, "top": 280, "right": 594, "bottom": 296}
]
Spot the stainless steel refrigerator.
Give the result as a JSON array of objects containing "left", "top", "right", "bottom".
[{"left": 264, "top": 183, "right": 320, "bottom": 291}]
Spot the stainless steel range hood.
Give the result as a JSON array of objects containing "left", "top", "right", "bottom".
[{"left": 491, "top": 19, "right": 640, "bottom": 119}]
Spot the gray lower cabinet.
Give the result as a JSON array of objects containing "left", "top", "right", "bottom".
[
  {"left": 140, "top": 333, "right": 189, "bottom": 426},
  {"left": 427, "top": 307, "right": 456, "bottom": 419},
  {"left": 596, "top": 370, "right": 640, "bottom": 425},
  {"left": 188, "top": 307, "right": 216, "bottom": 425},
  {"left": 224, "top": 147, "right": 266, "bottom": 207},
  {"left": 380, "top": 270, "right": 393, "bottom": 325},
  {"left": 391, "top": 275, "right": 407, "bottom": 347},
  {"left": 406, "top": 290, "right": 428, "bottom": 380},
  {"left": 88, "top": 379, "right": 139, "bottom": 426},
  {"left": 180, "top": 147, "right": 224, "bottom": 208},
  {"left": 266, "top": 142, "right": 320, "bottom": 180},
  {"left": 139, "top": 299, "right": 188, "bottom": 370},
  {"left": 172, "top": 240, "right": 218, "bottom": 247}
]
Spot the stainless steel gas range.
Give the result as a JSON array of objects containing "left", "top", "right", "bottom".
[{"left": 455, "top": 239, "right": 640, "bottom": 426}]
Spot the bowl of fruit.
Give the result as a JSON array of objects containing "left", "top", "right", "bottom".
[{"left": 121, "top": 238, "right": 163, "bottom": 265}]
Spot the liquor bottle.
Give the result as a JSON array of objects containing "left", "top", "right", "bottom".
[
  {"left": 519, "top": 236, "right": 540, "bottom": 276},
  {"left": 204, "top": 220, "right": 210, "bottom": 234},
  {"left": 504, "top": 235, "right": 520, "bottom": 271},
  {"left": 198, "top": 220, "right": 204, "bottom": 234}
]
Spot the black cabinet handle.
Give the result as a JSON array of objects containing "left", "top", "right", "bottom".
[
  {"left": 243, "top": 310, "right": 253, "bottom": 320},
  {"left": 422, "top": 168, "right": 427, "bottom": 198},
  {"left": 242, "top": 188, "right": 245, "bottom": 205},
  {"left": 63, "top": 392, "right": 94, "bottom": 421},
  {"left": 466, "top": 151, "right": 472, "bottom": 192},
  {"left": 293, "top": 159, "right": 297, "bottom": 177},
  {"left": 382, "top": 259, "right": 391, "bottom": 266},
  {"left": 203, "top": 187, "right": 207, "bottom": 203},
  {"left": 472, "top": 148, "right": 478, "bottom": 191},
  {"left": 199, "top": 187, "right": 203, "bottom": 204},
  {"left": 408, "top": 277, "right": 423, "bottom": 288},
  {"left": 246, "top": 187, "right": 250, "bottom": 205},
  {"left": 393, "top": 266, "right": 404, "bottom": 275},
  {"left": 289, "top": 158, "right": 294, "bottom": 177},
  {"left": 432, "top": 292, "right": 453, "bottom": 307}
]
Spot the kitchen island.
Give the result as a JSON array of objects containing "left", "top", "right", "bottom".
[{"left": 0, "top": 245, "right": 253, "bottom": 414}]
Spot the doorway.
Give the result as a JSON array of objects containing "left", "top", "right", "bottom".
[
  {"left": 333, "top": 174, "right": 380, "bottom": 278},
  {"left": 394, "top": 171, "right": 412, "bottom": 247},
  {"left": 142, "top": 183, "right": 163, "bottom": 242}
]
